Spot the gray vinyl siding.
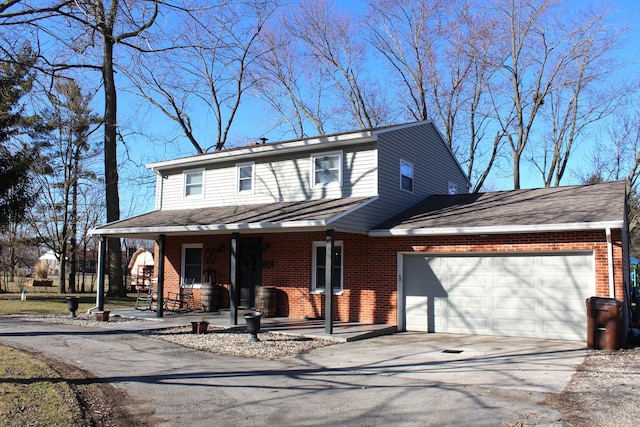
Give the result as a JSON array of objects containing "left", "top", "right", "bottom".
[
  {"left": 378, "top": 122, "right": 468, "bottom": 201},
  {"left": 333, "top": 122, "right": 469, "bottom": 231},
  {"left": 159, "top": 142, "right": 378, "bottom": 210}
]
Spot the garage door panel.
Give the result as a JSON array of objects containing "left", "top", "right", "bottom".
[
  {"left": 543, "top": 321, "right": 583, "bottom": 339},
  {"left": 494, "top": 277, "right": 536, "bottom": 289},
  {"left": 492, "top": 256, "right": 536, "bottom": 267},
  {"left": 541, "top": 277, "right": 585, "bottom": 291},
  {"left": 543, "top": 297, "right": 580, "bottom": 309},
  {"left": 493, "top": 296, "right": 536, "bottom": 311},
  {"left": 494, "top": 318, "right": 537, "bottom": 335},
  {"left": 403, "top": 253, "right": 595, "bottom": 341},
  {"left": 447, "top": 316, "right": 489, "bottom": 333}
]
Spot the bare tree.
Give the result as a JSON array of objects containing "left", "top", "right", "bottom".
[
  {"left": 287, "top": 0, "right": 389, "bottom": 130},
  {"left": 1, "top": 0, "right": 160, "bottom": 296},
  {"left": 254, "top": 23, "right": 332, "bottom": 137},
  {"left": 487, "top": 0, "right": 622, "bottom": 189},
  {"left": 30, "top": 79, "right": 100, "bottom": 293},
  {"left": 528, "top": 5, "right": 625, "bottom": 187},
  {"left": 129, "top": 0, "right": 277, "bottom": 153},
  {"left": 366, "top": 0, "right": 448, "bottom": 122}
]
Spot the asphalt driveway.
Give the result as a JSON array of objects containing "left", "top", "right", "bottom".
[{"left": 0, "top": 319, "right": 588, "bottom": 426}]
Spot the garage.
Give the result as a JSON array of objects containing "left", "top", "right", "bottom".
[{"left": 402, "top": 252, "right": 595, "bottom": 341}]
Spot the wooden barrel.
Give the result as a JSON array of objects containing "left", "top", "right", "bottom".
[
  {"left": 201, "top": 282, "right": 219, "bottom": 312},
  {"left": 255, "top": 286, "right": 276, "bottom": 317}
]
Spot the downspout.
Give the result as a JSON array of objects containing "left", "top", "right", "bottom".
[{"left": 606, "top": 228, "right": 615, "bottom": 298}]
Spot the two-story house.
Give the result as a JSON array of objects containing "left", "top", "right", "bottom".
[{"left": 91, "top": 121, "right": 630, "bottom": 342}]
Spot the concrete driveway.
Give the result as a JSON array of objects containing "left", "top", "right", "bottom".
[{"left": 0, "top": 319, "right": 588, "bottom": 426}]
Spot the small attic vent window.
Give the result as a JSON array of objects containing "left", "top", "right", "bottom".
[{"left": 448, "top": 182, "right": 457, "bottom": 195}]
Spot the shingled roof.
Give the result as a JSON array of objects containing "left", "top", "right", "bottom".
[
  {"left": 91, "top": 197, "right": 373, "bottom": 238},
  {"left": 371, "top": 180, "right": 627, "bottom": 236}
]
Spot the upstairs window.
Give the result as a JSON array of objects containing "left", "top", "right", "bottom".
[
  {"left": 312, "top": 241, "right": 343, "bottom": 293},
  {"left": 184, "top": 169, "right": 204, "bottom": 198},
  {"left": 400, "top": 160, "right": 414, "bottom": 192},
  {"left": 237, "top": 163, "right": 254, "bottom": 193},
  {"left": 311, "top": 151, "right": 342, "bottom": 187}
]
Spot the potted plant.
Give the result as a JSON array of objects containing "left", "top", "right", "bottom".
[
  {"left": 190, "top": 319, "right": 209, "bottom": 334},
  {"left": 95, "top": 311, "right": 110, "bottom": 321}
]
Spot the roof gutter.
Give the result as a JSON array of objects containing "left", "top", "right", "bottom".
[
  {"left": 89, "top": 220, "right": 331, "bottom": 237},
  {"left": 368, "top": 220, "right": 624, "bottom": 237},
  {"left": 147, "top": 132, "right": 375, "bottom": 172}
]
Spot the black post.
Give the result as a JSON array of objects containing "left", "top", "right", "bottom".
[
  {"left": 156, "top": 234, "right": 165, "bottom": 318},
  {"left": 96, "top": 236, "right": 106, "bottom": 312},
  {"left": 230, "top": 232, "right": 239, "bottom": 326},
  {"left": 324, "top": 229, "right": 334, "bottom": 335}
]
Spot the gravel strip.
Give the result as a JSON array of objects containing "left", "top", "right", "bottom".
[
  {"left": 143, "top": 326, "right": 337, "bottom": 360},
  {"left": 546, "top": 345, "right": 640, "bottom": 426},
  {"left": 4, "top": 314, "right": 337, "bottom": 360},
  {"left": 1, "top": 313, "right": 148, "bottom": 327}
]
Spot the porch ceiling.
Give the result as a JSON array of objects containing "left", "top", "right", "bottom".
[{"left": 90, "top": 197, "right": 373, "bottom": 239}]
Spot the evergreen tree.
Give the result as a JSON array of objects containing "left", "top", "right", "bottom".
[{"left": 0, "top": 46, "right": 36, "bottom": 231}]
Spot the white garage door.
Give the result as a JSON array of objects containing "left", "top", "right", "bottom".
[{"left": 402, "top": 253, "right": 595, "bottom": 341}]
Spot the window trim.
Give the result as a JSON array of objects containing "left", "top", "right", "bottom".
[
  {"left": 311, "top": 240, "right": 343, "bottom": 294},
  {"left": 236, "top": 162, "right": 255, "bottom": 194},
  {"left": 183, "top": 169, "right": 204, "bottom": 199},
  {"left": 181, "top": 244, "right": 203, "bottom": 287},
  {"left": 310, "top": 151, "right": 343, "bottom": 188},
  {"left": 400, "top": 159, "right": 414, "bottom": 193}
]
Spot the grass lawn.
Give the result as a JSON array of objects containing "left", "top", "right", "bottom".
[
  {"left": 0, "top": 278, "right": 140, "bottom": 425},
  {"left": 0, "top": 276, "right": 138, "bottom": 316},
  {"left": 0, "top": 293, "right": 137, "bottom": 316},
  {"left": 0, "top": 346, "right": 82, "bottom": 426}
]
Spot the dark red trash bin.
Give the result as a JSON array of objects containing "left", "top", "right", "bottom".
[{"left": 586, "top": 297, "right": 621, "bottom": 350}]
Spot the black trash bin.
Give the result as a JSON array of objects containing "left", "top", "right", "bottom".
[{"left": 586, "top": 297, "right": 621, "bottom": 350}]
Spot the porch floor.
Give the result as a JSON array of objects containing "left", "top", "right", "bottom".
[{"left": 109, "top": 308, "right": 397, "bottom": 342}]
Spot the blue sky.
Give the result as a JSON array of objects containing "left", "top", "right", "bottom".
[{"left": 114, "top": 0, "right": 640, "bottom": 216}]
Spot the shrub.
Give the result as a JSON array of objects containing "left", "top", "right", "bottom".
[{"left": 35, "top": 261, "right": 49, "bottom": 279}]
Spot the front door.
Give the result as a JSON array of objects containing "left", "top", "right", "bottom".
[{"left": 238, "top": 237, "right": 262, "bottom": 308}]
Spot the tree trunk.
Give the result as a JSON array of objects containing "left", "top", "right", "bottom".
[
  {"left": 58, "top": 247, "right": 66, "bottom": 293},
  {"left": 103, "top": 31, "right": 124, "bottom": 297}
]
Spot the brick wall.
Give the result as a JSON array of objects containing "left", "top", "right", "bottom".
[{"left": 155, "top": 228, "right": 624, "bottom": 326}]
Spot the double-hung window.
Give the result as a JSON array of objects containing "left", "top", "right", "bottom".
[
  {"left": 400, "top": 159, "right": 414, "bottom": 192},
  {"left": 312, "top": 241, "right": 343, "bottom": 293},
  {"left": 311, "top": 151, "right": 342, "bottom": 187},
  {"left": 182, "top": 244, "right": 203, "bottom": 285},
  {"left": 184, "top": 169, "right": 204, "bottom": 198},
  {"left": 237, "top": 162, "right": 254, "bottom": 193}
]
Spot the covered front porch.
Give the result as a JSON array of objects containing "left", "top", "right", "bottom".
[{"left": 89, "top": 197, "right": 391, "bottom": 338}]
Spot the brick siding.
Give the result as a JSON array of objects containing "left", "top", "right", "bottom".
[{"left": 153, "top": 229, "right": 624, "bottom": 326}]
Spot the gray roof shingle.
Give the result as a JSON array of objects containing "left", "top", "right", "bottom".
[
  {"left": 373, "top": 181, "right": 627, "bottom": 232},
  {"left": 95, "top": 197, "right": 372, "bottom": 235}
]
